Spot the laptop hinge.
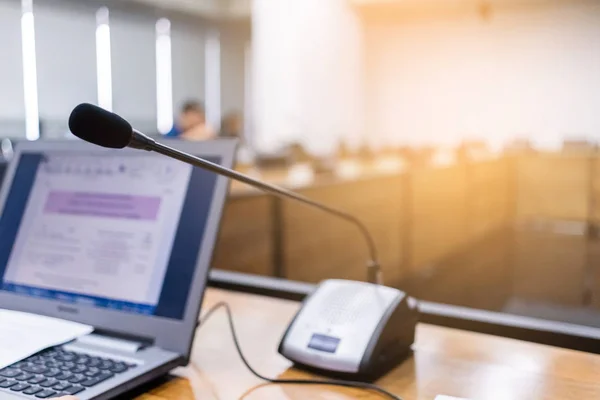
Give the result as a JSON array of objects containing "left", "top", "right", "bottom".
[
  {"left": 76, "top": 333, "right": 144, "bottom": 353},
  {"left": 64, "top": 331, "right": 152, "bottom": 355},
  {"left": 94, "top": 328, "right": 154, "bottom": 346}
]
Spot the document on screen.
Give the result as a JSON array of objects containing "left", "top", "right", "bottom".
[{"left": 1, "top": 153, "right": 192, "bottom": 313}]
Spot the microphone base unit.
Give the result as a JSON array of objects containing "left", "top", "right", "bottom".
[{"left": 278, "top": 279, "right": 418, "bottom": 380}]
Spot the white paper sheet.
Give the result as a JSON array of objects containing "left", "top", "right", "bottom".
[
  {"left": 0, "top": 309, "right": 93, "bottom": 369},
  {"left": 435, "top": 396, "right": 469, "bottom": 400}
]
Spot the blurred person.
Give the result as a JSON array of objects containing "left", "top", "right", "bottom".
[{"left": 166, "top": 100, "right": 215, "bottom": 141}]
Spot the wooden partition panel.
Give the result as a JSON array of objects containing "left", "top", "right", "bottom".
[
  {"left": 590, "top": 157, "right": 600, "bottom": 226},
  {"left": 515, "top": 154, "right": 591, "bottom": 222},
  {"left": 212, "top": 192, "right": 275, "bottom": 276},
  {"left": 408, "top": 164, "right": 469, "bottom": 272},
  {"left": 512, "top": 232, "right": 587, "bottom": 307},
  {"left": 466, "top": 158, "right": 512, "bottom": 240},
  {"left": 281, "top": 173, "right": 405, "bottom": 287}
]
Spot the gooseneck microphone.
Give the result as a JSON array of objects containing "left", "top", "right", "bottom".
[{"left": 69, "top": 103, "right": 383, "bottom": 284}]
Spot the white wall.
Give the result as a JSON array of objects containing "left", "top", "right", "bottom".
[
  {"left": 252, "top": 0, "right": 364, "bottom": 154},
  {"left": 171, "top": 23, "right": 206, "bottom": 115},
  {"left": 364, "top": 0, "right": 600, "bottom": 150},
  {"left": 35, "top": 2, "right": 97, "bottom": 137},
  {"left": 0, "top": 1, "right": 26, "bottom": 136},
  {"left": 220, "top": 24, "right": 248, "bottom": 118},
  {"left": 0, "top": 0, "right": 249, "bottom": 139},
  {"left": 111, "top": 11, "right": 157, "bottom": 133}
]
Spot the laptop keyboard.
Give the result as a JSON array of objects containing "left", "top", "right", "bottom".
[{"left": 0, "top": 347, "right": 135, "bottom": 398}]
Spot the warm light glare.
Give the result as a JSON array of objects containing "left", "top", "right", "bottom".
[
  {"left": 205, "top": 33, "right": 221, "bottom": 128},
  {"left": 156, "top": 18, "right": 173, "bottom": 134},
  {"left": 95, "top": 8, "right": 113, "bottom": 112},
  {"left": 21, "top": 8, "right": 39, "bottom": 141}
]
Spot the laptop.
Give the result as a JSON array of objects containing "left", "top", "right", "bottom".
[
  {"left": 0, "top": 161, "right": 6, "bottom": 189},
  {"left": 0, "top": 139, "right": 236, "bottom": 399}
]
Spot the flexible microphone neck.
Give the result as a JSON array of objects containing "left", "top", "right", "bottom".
[
  {"left": 68, "top": 103, "right": 383, "bottom": 284},
  {"left": 142, "top": 136, "right": 382, "bottom": 284}
]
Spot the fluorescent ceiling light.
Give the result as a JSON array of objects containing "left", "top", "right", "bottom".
[
  {"left": 21, "top": 0, "right": 39, "bottom": 141},
  {"left": 96, "top": 7, "right": 113, "bottom": 111},
  {"left": 156, "top": 18, "right": 173, "bottom": 134}
]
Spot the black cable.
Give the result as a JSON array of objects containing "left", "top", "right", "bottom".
[{"left": 197, "top": 301, "right": 403, "bottom": 400}]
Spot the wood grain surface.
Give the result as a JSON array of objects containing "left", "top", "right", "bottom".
[{"left": 136, "top": 288, "right": 600, "bottom": 400}]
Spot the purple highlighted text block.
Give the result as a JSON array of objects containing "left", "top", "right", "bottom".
[{"left": 44, "top": 191, "right": 161, "bottom": 220}]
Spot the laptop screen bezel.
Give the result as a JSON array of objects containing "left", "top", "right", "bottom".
[{"left": 0, "top": 139, "right": 236, "bottom": 357}]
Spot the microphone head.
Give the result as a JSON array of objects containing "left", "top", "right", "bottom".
[{"left": 69, "top": 103, "right": 133, "bottom": 149}]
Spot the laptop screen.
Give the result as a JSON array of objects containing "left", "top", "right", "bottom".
[{"left": 0, "top": 150, "right": 220, "bottom": 320}]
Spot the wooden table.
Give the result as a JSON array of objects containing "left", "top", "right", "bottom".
[{"left": 137, "top": 288, "right": 600, "bottom": 400}]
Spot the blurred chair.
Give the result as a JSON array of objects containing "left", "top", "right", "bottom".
[
  {"left": 396, "top": 146, "right": 418, "bottom": 168},
  {"left": 336, "top": 141, "right": 355, "bottom": 160},
  {"left": 255, "top": 151, "right": 290, "bottom": 170},
  {"left": 219, "top": 112, "right": 244, "bottom": 140},
  {"left": 408, "top": 146, "right": 436, "bottom": 169},
  {"left": 457, "top": 140, "right": 493, "bottom": 162},
  {"left": 288, "top": 142, "right": 312, "bottom": 164},
  {"left": 431, "top": 147, "right": 457, "bottom": 167},
  {"left": 504, "top": 138, "right": 535, "bottom": 154},
  {"left": 356, "top": 143, "right": 376, "bottom": 163},
  {"left": 373, "top": 146, "right": 405, "bottom": 172},
  {"left": 562, "top": 139, "right": 596, "bottom": 154},
  {"left": 286, "top": 143, "right": 316, "bottom": 185}
]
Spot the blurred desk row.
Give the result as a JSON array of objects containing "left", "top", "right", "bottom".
[
  {"left": 213, "top": 156, "right": 509, "bottom": 287},
  {"left": 213, "top": 152, "right": 600, "bottom": 292}
]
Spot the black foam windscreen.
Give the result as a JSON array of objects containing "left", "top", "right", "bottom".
[{"left": 68, "top": 103, "right": 133, "bottom": 149}]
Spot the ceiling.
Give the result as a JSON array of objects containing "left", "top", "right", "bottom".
[
  {"left": 121, "top": 0, "right": 585, "bottom": 19},
  {"left": 351, "top": 0, "right": 578, "bottom": 5},
  {"left": 127, "top": 0, "right": 251, "bottom": 19},
  {"left": 350, "top": 0, "right": 586, "bottom": 18}
]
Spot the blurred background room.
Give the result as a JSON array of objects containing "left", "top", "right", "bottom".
[{"left": 2, "top": 0, "right": 600, "bottom": 329}]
